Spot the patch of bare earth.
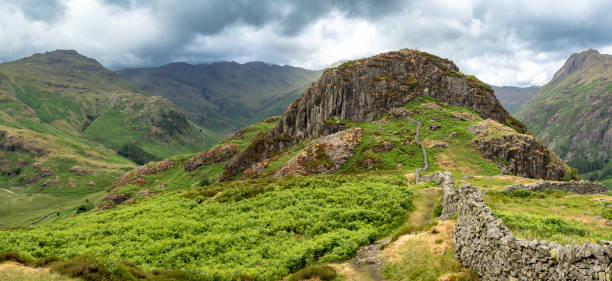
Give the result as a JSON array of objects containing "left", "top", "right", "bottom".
[{"left": 0, "top": 262, "right": 75, "bottom": 281}]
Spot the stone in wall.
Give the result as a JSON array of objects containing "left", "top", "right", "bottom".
[
  {"left": 423, "top": 171, "right": 612, "bottom": 281},
  {"left": 506, "top": 181, "right": 608, "bottom": 194}
]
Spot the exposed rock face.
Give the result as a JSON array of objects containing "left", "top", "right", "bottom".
[
  {"left": 220, "top": 49, "right": 525, "bottom": 181},
  {"left": 505, "top": 181, "right": 608, "bottom": 194},
  {"left": 113, "top": 159, "right": 176, "bottom": 188},
  {"left": 184, "top": 143, "right": 238, "bottom": 172},
  {"left": 469, "top": 119, "right": 567, "bottom": 180},
  {"left": 274, "top": 128, "right": 363, "bottom": 177},
  {"left": 422, "top": 171, "right": 612, "bottom": 281}
]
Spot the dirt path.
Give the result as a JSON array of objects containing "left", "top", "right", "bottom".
[
  {"left": 332, "top": 186, "right": 441, "bottom": 281},
  {"left": 407, "top": 117, "right": 429, "bottom": 179},
  {"left": 0, "top": 188, "right": 16, "bottom": 195}
]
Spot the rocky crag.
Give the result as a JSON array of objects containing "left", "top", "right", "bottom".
[
  {"left": 421, "top": 171, "right": 612, "bottom": 281},
  {"left": 220, "top": 49, "right": 526, "bottom": 181},
  {"left": 468, "top": 119, "right": 569, "bottom": 180}
]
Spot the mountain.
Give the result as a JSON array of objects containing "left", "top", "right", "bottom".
[
  {"left": 491, "top": 85, "right": 539, "bottom": 114},
  {"left": 3, "top": 49, "right": 604, "bottom": 281},
  {"left": 516, "top": 49, "right": 612, "bottom": 187},
  {"left": 117, "top": 62, "right": 322, "bottom": 134},
  {"left": 0, "top": 50, "right": 219, "bottom": 227}
]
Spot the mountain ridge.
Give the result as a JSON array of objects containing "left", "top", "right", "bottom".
[
  {"left": 117, "top": 61, "right": 322, "bottom": 134},
  {"left": 517, "top": 49, "right": 612, "bottom": 187}
]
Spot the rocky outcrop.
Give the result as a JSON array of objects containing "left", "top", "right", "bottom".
[
  {"left": 505, "top": 181, "right": 608, "bottom": 194},
  {"left": 184, "top": 143, "right": 238, "bottom": 172},
  {"left": 113, "top": 159, "right": 176, "bottom": 188},
  {"left": 273, "top": 128, "right": 363, "bottom": 177},
  {"left": 422, "top": 171, "right": 612, "bottom": 281},
  {"left": 469, "top": 119, "right": 567, "bottom": 180},
  {"left": 0, "top": 130, "right": 48, "bottom": 155},
  {"left": 219, "top": 49, "right": 526, "bottom": 181}
]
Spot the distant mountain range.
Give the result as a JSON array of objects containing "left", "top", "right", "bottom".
[
  {"left": 0, "top": 49, "right": 320, "bottom": 227},
  {"left": 491, "top": 85, "right": 540, "bottom": 114},
  {"left": 117, "top": 62, "right": 322, "bottom": 135},
  {"left": 517, "top": 49, "right": 612, "bottom": 187}
]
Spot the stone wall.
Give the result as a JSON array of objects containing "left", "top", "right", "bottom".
[
  {"left": 505, "top": 181, "right": 608, "bottom": 194},
  {"left": 421, "top": 172, "right": 612, "bottom": 281}
]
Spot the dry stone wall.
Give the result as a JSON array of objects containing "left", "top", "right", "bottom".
[
  {"left": 420, "top": 172, "right": 612, "bottom": 280},
  {"left": 505, "top": 181, "right": 608, "bottom": 194}
]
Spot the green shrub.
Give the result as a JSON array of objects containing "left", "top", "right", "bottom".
[
  {"left": 118, "top": 143, "right": 159, "bottom": 165},
  {"left": 76, "top": 199, "right": 95, "bottom": 214},
  {"left": 602, "top": 209, "right": 612, "bottom": 220},
  {"left": 0, "top": 174, "right": 413, "bottom": 280},
  {"left": 288, "top": 265, "right": 337, "bottom": 281},
  {"left": 432, "top": 204, "right": 443, "bottom": 217},
  {"left": 507, "top": 189, "right": 534, "bottom": 198}
]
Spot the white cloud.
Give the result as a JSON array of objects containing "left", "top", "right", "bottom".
[{"left": 1, "top": 0, "right": 611, "bottom": 86}]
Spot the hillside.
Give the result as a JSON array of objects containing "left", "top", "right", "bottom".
[
  {"left": 516, "top": 49, "right": 612, "bottom": 188},
  {"left": 0, "top": 50, "right": 219, "bottom": 228},
  {"left": 118, "top": 62, "right": 322, "bottom": 134},
  {"left": 491, "top": 85, "right": 539, "bottom": 114},
  {"left": 2, "top": 49, "right": 604, "bottom": 281}
]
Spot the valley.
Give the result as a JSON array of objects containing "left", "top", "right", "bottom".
[{"left": 1, "top": 48, "right": 609, "bottom": 281}]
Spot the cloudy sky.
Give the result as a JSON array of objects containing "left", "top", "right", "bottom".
[{"left": 1, "top": 0, "right": 612, "bottom": 86}]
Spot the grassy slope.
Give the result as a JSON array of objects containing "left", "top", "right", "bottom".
[
  {"left": 0, "top": 50, "right": 219, "bottom": 229},
  {"left": 0, "top": 98, "right": 607, "bottom": 281},
  {"left": 118, "top": 62, "right": 322, "bottom": 134},
  {"left": 102, "top": 118, "right": 279, "bottom": 206},
  {"left": 516, "top": 52, "right": 612, "bottom": 188},
  {"left": 0, "top": 50, "right": 219, "bottom": 159},
  {"left": 469, "top": 179, "right": 612, "bottom": 245}
]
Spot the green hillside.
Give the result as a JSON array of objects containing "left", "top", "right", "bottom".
[
  {"left": 0, "top": 49, "right": 605, "bottom": 281},
  {"left": 0, "top": 50, "right": 220, "bottom": 228},
  {"left": 118, "top": 62, "right": 322, "bottom": 134},
  {"left": 516, "top": 49, "right": 612, "bottom": 188},
  {"left": 0, "top": 97, "right": 569, "bottom": 281}
]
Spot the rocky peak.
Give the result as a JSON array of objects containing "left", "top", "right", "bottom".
[
  {"left": 549, "top": 49, "right": 603, "bottom": 85},
  {"left": 219, "top": 49, "right": 525, "bottom": 181}
]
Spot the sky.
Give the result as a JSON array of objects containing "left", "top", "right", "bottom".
[{"left": 1, "top": 0, "right": 612, "bottom": 86}]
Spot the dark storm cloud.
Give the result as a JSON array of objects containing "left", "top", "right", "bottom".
[
  {"left": 13, "top": 0, "right": 65, "bottom": 21},
  {"left": 123, "top": 0, "right": 407, "bottom": 36},
  {"left": 2, "top": 0, "right": 612, "bottom": 85}
]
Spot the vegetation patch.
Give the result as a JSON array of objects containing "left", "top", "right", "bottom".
[{"left": 0, "top": 174, "right": 413, "bottom": 280}]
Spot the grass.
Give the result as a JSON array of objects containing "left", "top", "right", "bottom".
[
  {"left": 0, "top": 190, "right": 107, "bottom": 229},
  {"left": 335, "top": 97, "right": 500, "bottom": 177},
  {"left": 382, "top": 239, "right": 477, "bottom": 281},
  {"left": 0, "top": 174, "right": 413, "bottom": 280},
  {"left": 100, "top": 119, "right": 278, "bottom": 208},
  {"left": 484, "top": 189, "right": 612, "bottom": 244}
]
